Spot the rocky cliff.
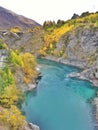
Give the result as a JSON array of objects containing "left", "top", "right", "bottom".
[
  {"left": 44, "top": 25, "right": 98, "bottom": 87},
  {"left": 57, "top": 26, "right": 98, "bottom": 68}
]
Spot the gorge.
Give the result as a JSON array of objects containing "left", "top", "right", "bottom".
[
  {"left": 22, "top": 59, "right": 97, "bottom": 130},
  {"left": 0, "top": 6, "right": 98, "bottom": 130}
]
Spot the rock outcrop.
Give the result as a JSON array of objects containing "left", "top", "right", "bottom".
[
  {"left": 71, "top": 13, "right": 79, "bottom": 19},
  {"left": 0, "top": 28, "right": 44, "bottom": 53},
  {"left": 24, "top": 123, "right": 40, "bottom": 130},
  {"left": 69, "top": 67, "right": 98, "bottom": 86},
  {"left": 58, "top": 26, "right": 98, "bottom": 67},
  {"left": 0, "top": 49, "right": 9, "bottom": 68}
]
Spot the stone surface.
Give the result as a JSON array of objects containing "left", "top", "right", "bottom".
[
  {"left": 0, "top": 49, "right": 9, "bottom": 68},
  {"left": 56, "top": 26, "right": 98, "bottom": 68},
  {"left": 24, "top": 123, "right": 40, "bottom": 130}
]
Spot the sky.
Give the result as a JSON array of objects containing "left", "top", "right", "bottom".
[{"left": 0, "top": 0, "right": 98, "bottom": 25}]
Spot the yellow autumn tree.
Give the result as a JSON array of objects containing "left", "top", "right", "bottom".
[
  {"left": 22, "top": 53, "right": 37, "bottom": 84},
  {"left": 10, "top": 27, "right": 21, "bottom": 33},
  {"left": 0, "top": 105, "right": 25, "bottom": 130},
  {"left": 9, "top": 50, "right": 23, "bottom": 67},
  {"left": 0, "top": 85, "right": 19, "bottom": 108}
]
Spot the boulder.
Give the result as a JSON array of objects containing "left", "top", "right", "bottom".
[
  {"left": 28, "top": 123, "right": 40, "bottom": 130},
  {"left": 24, "top": 123, "right": 40, "bottom": 130}
]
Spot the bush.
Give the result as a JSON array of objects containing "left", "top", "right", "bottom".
[
  {"left": 9, "top": 50, "right": 23, "bottom": 66},
  {"left": 22, "top": 53, "right": 37, "bottom": 83},
  {"left": 0, "top": 66, "right": 15, "bottom": 94},
  {"left": 0, "top": 105, "right": 25, "bottom": 130}
]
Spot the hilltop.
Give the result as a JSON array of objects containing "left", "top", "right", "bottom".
[{"left": 0, "top": 6, "right": 40, "bottom": 30}]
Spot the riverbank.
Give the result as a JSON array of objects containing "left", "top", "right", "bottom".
[
  {"left": 21, "top": 72, "right": 42, "bottom": 130},
  {"left": 41, "top": 56, "right": 98, "bottom": 86},
  {"left": 41, "top": 56, "right": 87, "bottom": 69}
]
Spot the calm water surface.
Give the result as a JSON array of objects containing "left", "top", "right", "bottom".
[{"left": 22, "top": 59, "right": 96, "bottom": 130}]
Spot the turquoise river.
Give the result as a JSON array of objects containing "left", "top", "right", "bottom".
[{"left": 22, "top": 59, "right": 97, "bottom": 130}]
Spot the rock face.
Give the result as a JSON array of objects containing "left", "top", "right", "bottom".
[
  {"left": 24, "top": 123, "right": 40, "bottom": 130},
  {"left": 71, "top": 13, "right": 79, "bottom": 19},
  {"left": 69, "top": 67, "right": 98, "bottom": 86},
  {"left": 0, "top": 28, "right": 44, "bottom": 53},
  {"left": 28, "top": 123, "right": 40, "bottom": 130},
  {"left": 57, "top": 26, "right": 98, "bottom": 68},
  {"left": 0, "top": 49, "right": 9, "bottom": 68}
]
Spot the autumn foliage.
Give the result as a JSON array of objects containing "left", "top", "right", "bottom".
[
  {"left": 0, "top": 48, "right": 38, "bottom": 129},
  {"left": 40, "top": 12, "right": 98, "bottom": 56},
  {"left": 0, "top": 105, "right": 25, "bottom": 130},
  {"left": 10, "top": 27, "right": 21, "bottom": 33},
  {"left": 22, "top": 53, "right": 37, "bottom": 84}
]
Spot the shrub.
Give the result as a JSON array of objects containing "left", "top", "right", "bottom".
[
  {"left": 9, "top": 50, "right": 23, "bottom": 66},
  {"left": 0, "top": 105, "right": 25, "bottom": 130},
  {"left": 0, "top": 66, "right": 15, "bottom": 94}
]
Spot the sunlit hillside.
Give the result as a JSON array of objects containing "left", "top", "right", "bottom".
[{"left": 39, "top": 12, "right": 98, "bottom": 56}]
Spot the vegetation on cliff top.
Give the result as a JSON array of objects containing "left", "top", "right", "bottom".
[{"left": 39, "top": 11, "right": 98, "bottom": 57}]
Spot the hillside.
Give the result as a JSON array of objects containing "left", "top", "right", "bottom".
[
  {"left": 0, "top": 7, "right": 42, "bottom": 130},
  {"left": 0, "top": 26, "right": 45, "bottom": 53},
  {"left": 39, "top": 11, "right": 98, "bottom": 86},
  {"left": 0, "top": 6, "right": 40, "bottom": 30},
  {"left": 40, "top": 11, "right": 98, "bottom": 57}
]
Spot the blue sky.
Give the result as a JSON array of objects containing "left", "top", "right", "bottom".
[{"left": 0, "top": 0, "right": 98, "bottom": 24}]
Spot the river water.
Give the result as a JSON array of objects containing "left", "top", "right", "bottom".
[{"left": 22, "top": 59, "right": 96, "bottom": 130}]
